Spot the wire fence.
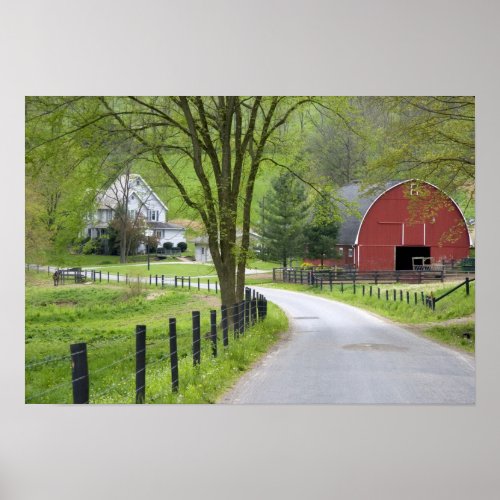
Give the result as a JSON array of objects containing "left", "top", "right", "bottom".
[{"left": 25, "top": 287, "right": 268, "bottom": 404}]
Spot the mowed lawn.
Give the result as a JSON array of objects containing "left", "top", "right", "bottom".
[{"left": 25, "top": 271, "right": 286, "bottom": 404}]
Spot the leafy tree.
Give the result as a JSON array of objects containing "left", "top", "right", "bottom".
[
  {"left": 364, "top": 96, "right": 475, "bottom": 200},
  {"left": 303, "top": 188, "right": 339, "bottom": 266},
  {"left": 27, "top": 96, "right": 349, "bottom": 307},
  {"left": 260, "top": 172, "right": 309, "bottom": 267}
]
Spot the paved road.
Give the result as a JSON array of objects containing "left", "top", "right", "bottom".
[{"left": 221, "top": 287, "right": 475, "bottom": 404}]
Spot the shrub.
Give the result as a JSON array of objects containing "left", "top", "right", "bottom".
[
  {"left": 163, "top": 241, "right": 174, "bottom": 250},
  {"left": 177, "top": 241, "right": 187, "bottom": 252}
]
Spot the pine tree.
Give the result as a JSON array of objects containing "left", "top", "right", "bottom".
[{"left": 260, "top": 172, "right": 309, "bottom": 267}]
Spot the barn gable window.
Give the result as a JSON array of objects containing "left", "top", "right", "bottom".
[{"left": 410, "top": 182, "right": 419, "bottom": 196}]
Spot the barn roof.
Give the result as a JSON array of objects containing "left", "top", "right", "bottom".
[{"left": 337, "top": 181, "right": 401, "bottom": 245}]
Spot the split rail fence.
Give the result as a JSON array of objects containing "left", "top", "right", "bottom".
[{"left": 273, "top": 267, "right": 475, "bottom": 285}]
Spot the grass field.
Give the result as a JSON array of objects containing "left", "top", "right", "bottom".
[{"left": 25, "top": 271, "right": 286, "bottom": 404}]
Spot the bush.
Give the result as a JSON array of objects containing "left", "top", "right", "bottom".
[
  {"left": 176, "top": 241, "right": 187, "bottom": 252},
  {"left": 163, "top": 241, "right": 174, "bottom": 250}
]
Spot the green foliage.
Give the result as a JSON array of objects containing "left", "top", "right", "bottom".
[
  {"left": 260, "top": 172, "right": 309, "bottom": 266},
  {"left": 363, "top": 97, "right": 475, "bottom": 208},
  {"left": 422, "top": 322, "right": 475, "bottom": 353},
  {"left": 176, "top": 241, "right": 187, "bottom": 252}
]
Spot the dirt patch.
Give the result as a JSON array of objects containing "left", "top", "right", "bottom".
[
  {"left": 198, "top": 294, "right": 221, "bottom": 308},
  {"left": 145, "top": 291, "right": 164, "bottom": 301}
]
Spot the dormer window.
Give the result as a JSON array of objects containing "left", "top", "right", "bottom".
[{"left": 136, "top": 178, "right": 140, "bottom": 186}]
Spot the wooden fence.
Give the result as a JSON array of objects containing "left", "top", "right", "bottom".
[{"left": 273, "top": 267, "right": 475, "bottom": 285}]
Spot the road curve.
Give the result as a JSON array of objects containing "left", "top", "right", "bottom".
[{"left": 220, "top": 287, "right": 475, "bottom": 404}]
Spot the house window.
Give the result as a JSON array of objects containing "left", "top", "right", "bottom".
[
  {"left": 201, "top": 247, "right": 205, "bottom": 255},
  {"left": 155, "top": 230, "right": 162, "bottom": 238},
  {"left": 87, "top": 228, "right": 92, "bottom": 238},
  {"left": 148, "top": 209, "right": 159, "bottom": 221},
  {"left": 128, "top": 209, "right": 136, "bottom": 220},
  {"left": 106, "top": 210, "right": 113, "bottom": 221},
  {"left": 338, "top": 247, "right": 343, "bottom": 256},
  {"left": 348, "top": 248, "right": 353, "bottom": 257}
]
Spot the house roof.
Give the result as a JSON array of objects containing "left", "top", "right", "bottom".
[
  {"left": 97, "top": 173, "right": 169, "bottom": 212},
  {"left": 193, "top": 230, "right": 261, "bottom": 245},
  {"left": 148, "top": 221, "right": 185, "bottom": 230},
  {"left": 337, "top": 181, "right": 400, "bottom": 245}
]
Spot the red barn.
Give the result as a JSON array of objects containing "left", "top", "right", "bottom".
[{"left": 311, "top": 180, "right": 471, "bottom": 271}]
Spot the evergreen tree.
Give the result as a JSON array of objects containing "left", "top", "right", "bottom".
[
  {"left": 303, "top": 187, "right": 339, "bottom": 266},
  {"left": 260, "top": 172, "right": 309, "bottom": 267}
]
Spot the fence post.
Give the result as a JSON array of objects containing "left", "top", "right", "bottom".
[
  {"left": 117, "top": 272, "right": 119, "bottom": 283},
  {"left": 370, "top": 285, "right": 372, "bottom": 297},
  {"left": 239, "top": 301, "right": 245, "bottom": 334},
  {"left": 245, "top": 288, "right": 251, "bottom": 327},
  {"left": 198, "top": 278, "right": 200, "bottom": 290},
  {"left": 362, "top": 284, "right": 365, "bottom": 296},
  {"left": 386, "top": 290, "right": 389, "bottom": 301},
  {"left": 135, "top": 325, "right": 146, "bottom": 404},
  {"left": 162, "top": 275, "right": 164, "bottom": 288},
  {"left": 192, "top": 311, "right": 201, "bottom": 366},
  {"left": 400, "top": 290, "right": 403, "bottom": 301},
  {"left": 251, "top": 298, "right": 257, "bottom": 325},
  {"left": 441, "top": 269, "right": 444, "bottom": 283},
  {"left": 393, "top": 289, "right": 396, "bottom": 301},
  {"left": 208, "top": 279, "right": 210, "bottom": 292},
  {"left": 273, "top": 268, "right": 276, "bottom": 281},
  {"left": 221, "top": 305, "right": 229, "bottom": 347},
  {"left": 210, "top": 310, "right": 217, "bottom": 357},
  {"left": 70, "top": 343, "right": 89, "bottom": 404},
  {"left": 215, "top": 281, "right": 218, "bottom": 294},
  {"left": 421, "top": 291, "right": 425, "bottom": 304},
  {"left": 233, "top": 303, "right": 239, "bottom": 339},
  {"left": 169, "top": 318, "right": 179, "bottom": 392},
  {"left": 378, "top": 287, "right": 380, "bottom": 299},
  {"left": 126, "top": 274, "right": 128, "bottom": 285},
  {"left": 414, "top": 292, "right": 417, "bottom": 305},
  {"left": 181, "top": 276, "right": 184, "bottom": 288},
  {"left": 465, "top": 277, "right": 470, "bottom": 295},
  {"left": 188, "top": 276, "right": 191, "bottom": 290},
  {"left": 320, "top": 278, "right": 323, "bottom": 290},
  {"left": 108, "top": 272, "right": 110, "bottom": 283},
  {"left": 406, "top": 291, "right": 409, "bottom": 304},
  {"left": 174, "top": 276, "right": 177, "bottom": 287},
  {"left": 353, "top": 282, "right": 356, "bottom": 294},
  {"left": 341, "top": 282, "right": 344, "bottom": 293}
]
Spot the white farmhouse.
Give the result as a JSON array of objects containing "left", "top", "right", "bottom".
[{"left": 85, "top": 173, "right": 186, "bottom": 252}]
